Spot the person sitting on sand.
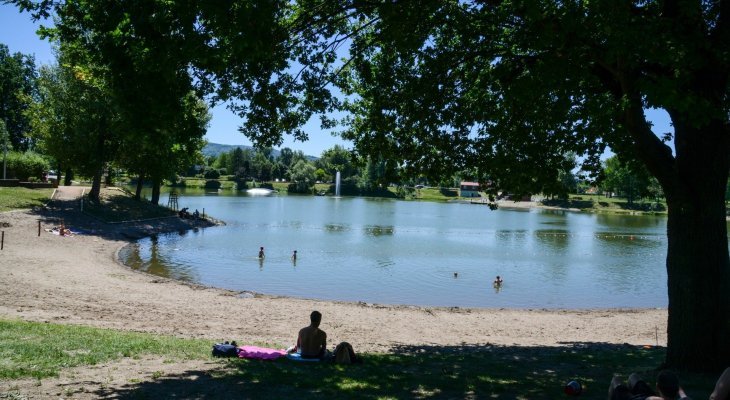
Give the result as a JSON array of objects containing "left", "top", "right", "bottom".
[
  {"left": 608, "top": 370, "right": 690, "bottom": 400},
  {"left": 711, "top": 367, "right": 730, "bottom": 400},
  {"left": 193, "top": 209, "right": 200, "bottom": 219},
  {"left": 178, "top": 207, "right": 190, "bottom": 219},
  {"left": 258, "top": 246, "right": 265, "bottom": 259},
  {"left": 287, "top": 311, "right": 327, "bottom": 359},
  {"left": 493, "top": 275, "right": 503, "bottom": 286}
]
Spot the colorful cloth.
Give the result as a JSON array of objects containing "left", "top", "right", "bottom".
[{"left": 237, "top": 345, "right": 287, "bottom": 360}]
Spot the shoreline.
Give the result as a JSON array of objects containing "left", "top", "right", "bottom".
[{"left": 0, "top": 200, "right": 668, "bottom": 354}]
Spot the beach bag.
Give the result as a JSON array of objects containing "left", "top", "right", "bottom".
[
  {"left": 212, "top": 342, "right": 238, "bottom": 357},
  {"left": 334, "top": 342, "right": 356, "bottom": 364}
]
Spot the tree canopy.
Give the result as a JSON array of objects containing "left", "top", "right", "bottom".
[
  {"left": 0, "top": 43, "right": 37, "bottom": 151},
  {"left": 10, "top": 0, "right": 729, "bottom": 371},
  {"left": 277, "top": 0, "right": 729, "bottom": 371}
]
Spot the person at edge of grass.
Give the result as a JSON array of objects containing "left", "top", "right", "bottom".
[
  {"left": 287, "top": 310, "right": 327, "bottom": 360},
  {"left": 258, "top": 246, "right": 265, "bottom": 259},
  {"left": 608, "top": 370, "right": 691, "bottom": 400},
  {"left": 711, "top": 367, "right": 730, "bottom": 400}
]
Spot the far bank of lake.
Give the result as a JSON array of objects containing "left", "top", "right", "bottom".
[{"left": 118, "top": 189, "right": 691, "bottom": 309}]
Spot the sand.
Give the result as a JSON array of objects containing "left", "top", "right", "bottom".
[{"left": 0, "top": 186, "right": 668, "bottom": 398}]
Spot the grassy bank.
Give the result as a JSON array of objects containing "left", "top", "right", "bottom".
[
  {"left": 0, "top": 319, "right": 210, "bottom": 380},
  {"left": 0, "top": 187, "right": 54, "bottom": 212},
  {"left": 542, "top": 194, "right": 667, "bottom": 214},
  {"left": 83, "top": 187, "right": 176, "bottom": 222},
  {"left": 0, "top": 319, "right": 718, "bottom": 398}
]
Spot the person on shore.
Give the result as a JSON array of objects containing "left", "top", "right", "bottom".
[
  {"left": 258, "top": 246, "right": 265, "bottom": 259},
  {"left": 287, "top": 311, "right": 327, "bottom": 359},
  {"left": 711, "top": 367, "right": 730, "bottom": 400},
  {"left": 193, "top": 209, "right": 200, "bottom": 219},
  {"left": 608, "top": 370, "right": 690, "bottom": 400}
]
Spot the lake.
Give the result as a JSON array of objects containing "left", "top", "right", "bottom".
[{"left": 119, "top": 189, "right": 672, "bottom": 309}]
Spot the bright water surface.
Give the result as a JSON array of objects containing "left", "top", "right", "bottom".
[{"left": 119, "top": 189, "right": 673, "bottom": 309}]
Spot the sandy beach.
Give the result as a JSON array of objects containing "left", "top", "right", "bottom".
[{"left": 0, "top": 187, "right": 668, "bottom": 397}]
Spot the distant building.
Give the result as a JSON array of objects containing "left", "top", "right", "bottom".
[{"left": 459, "top": 181, "right": 481, "bottom": 198}]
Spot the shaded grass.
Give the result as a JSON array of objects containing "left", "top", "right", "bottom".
[
  {"left": 108, "top": 343, "right": 717, "bottom": 399},
  {"left": 0, "top": 319, "right": 209, "bottom": 380},
  {"left": 0, "top": 187, "right": 53, "bottom": 212},
  {"left": 83, "top": 188, "right": 176, "bottom": 222},
  {"left": 1, "top": 320, "right": 719, "bottom": 399}
]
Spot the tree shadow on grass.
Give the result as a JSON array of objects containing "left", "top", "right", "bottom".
[
  {"left": 28, "top": 194, "right": 215, "bottom": 243},
  {"left": 89, "top": 342, "right": 719, "bottom": 400}
]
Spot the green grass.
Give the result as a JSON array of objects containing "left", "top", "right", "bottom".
[
  {"left": 0, "top": 319, "right": 719, "bottom": 399},
  {"left": 542, "top": 194, "right": 667, "bottom": 214},
  {"left": 0, "top": 319, "right": 209, "bottom": 379},
  {"left": 83, "top": 188, "right": 176, "bottom": 222},
  {"left": 413, "top": 187, "right": 460, "bottom": 202},
  {"left": 0, "top": 187, "right": 54, "bottom": 212}
]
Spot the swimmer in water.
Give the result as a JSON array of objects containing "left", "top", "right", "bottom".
[
  {"left": 258, "top": 246, "right": 265, "bottom": 259},
  {"left": 291, "top": 250, "right": 297, "bottom": 262},
  {"left": 493, "top": 275, "right": 503, "bottom": 286}
]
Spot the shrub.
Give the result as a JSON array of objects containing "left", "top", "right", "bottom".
[
  {"left": 203, "top": 168, "right": 220, "bottom": 179},
  {"left": 204, "top": 180, "right": 221, "bottom": 190},
  {"left": 5, "top": 151, "right": 50, "bottom": 181},
  {"left": 288, "top": 182, "right": 313, "bottom": 194}
]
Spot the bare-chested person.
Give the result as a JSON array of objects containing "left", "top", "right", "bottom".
[{"left": 288, "top": 310, "right": 327, "bottom": 359}]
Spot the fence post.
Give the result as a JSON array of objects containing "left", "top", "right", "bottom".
[
  {"left": 38, "top": 220, "right": 41, "bottom": 236},
  {"left": 1, "top": 230, "right": 4, "bottom": 250}
]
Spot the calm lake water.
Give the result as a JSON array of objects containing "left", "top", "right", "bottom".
[{"left": 119, "top": 189, "right": 673, "bottom": 309}]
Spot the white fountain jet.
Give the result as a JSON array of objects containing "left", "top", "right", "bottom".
[{"left": 335, "top": 171, "right": 341, "bottom": 197}]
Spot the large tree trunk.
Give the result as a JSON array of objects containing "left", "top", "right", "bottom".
[
  {"left": 150, "top": 175, "right": 161, "bottom": 205},
  {"left": 663, "top": 121, "right": 730, "bottom": 371},
  {"left": 135, "top": 171, "right": 145, "bottom": 201},
  {"left": 64, "top": 168, "right": 72, "bottom": 186},
  {"left": 104, "top": 165, "right": 113, "bottom": 186},
  {"left": 88, "top": 166, "right": 103, "bottom": 202}
]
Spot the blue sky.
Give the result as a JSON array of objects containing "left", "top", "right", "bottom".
[
  {"left": 0, "top": 4, "right": 351, "bottom": 157},
  {"left": 1, "top": 4, "right": 674, "bottom": 159}
]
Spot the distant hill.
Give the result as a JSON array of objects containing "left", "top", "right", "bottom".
[
  {"left": 202, "top": 143, "right": 254, "bottom": 157},
  {"left": 202, "top": 143, "right": 317, "bottom": 160}
]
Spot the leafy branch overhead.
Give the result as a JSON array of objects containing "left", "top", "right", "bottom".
[{"left": 6, "top": 0, "right": 730, "bottom": 371}]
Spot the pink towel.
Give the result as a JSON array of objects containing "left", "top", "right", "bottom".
[{"left": 237, "top": 345, "right": 287, "bottom": 360}]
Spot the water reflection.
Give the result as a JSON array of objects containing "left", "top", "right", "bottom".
[
  {"left": 365, "top": 225, "right": 395, "bottom": 236},
  {"left": 594, "top": 232, "right": 662, "bottom": 249},
  {"left": 123, "top": 236, "right": 197, "bottom": 282},
  {"left": 534, "top": 229, "right": 571, "bottom": 252},
  {"left": 324, "top": 223, "right": 349, "bottom": 233},
  {"left": 595, "top": 213, "right": 664, "bottom": 229}
]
